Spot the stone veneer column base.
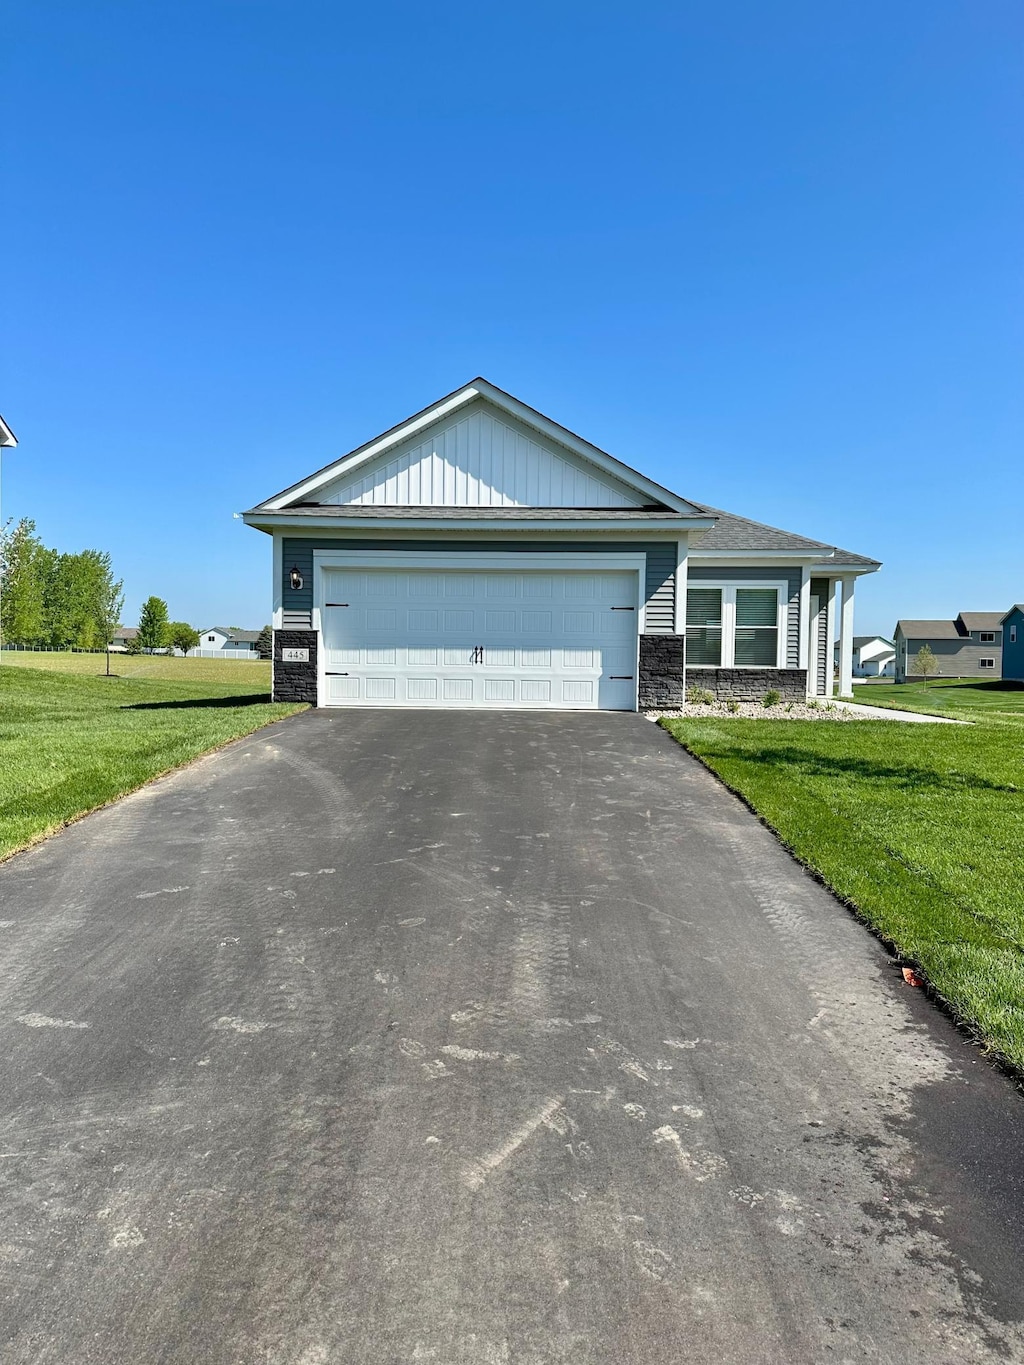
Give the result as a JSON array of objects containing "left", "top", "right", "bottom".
[
  {"left": 638, "top": 635, "right": 686, "bottom": 708},
  {"left": 273, "top": 629, "right": 319, "bottom": 705}
]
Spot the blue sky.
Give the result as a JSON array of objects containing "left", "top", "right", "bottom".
[{"left": 3, "top": 1, "right": 1021, "bottom": 636}]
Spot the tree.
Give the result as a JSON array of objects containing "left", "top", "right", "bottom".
[
  {"left": 125, "top": 632, "right": 142, "bottom": 656},
  {"left": 95, "top": 571, "right": 125, "bottom": 677},
  {"left": 168, "top": 622, "right": 200, "bottom": 656},
  {"left": 255, "top": 624, "right": 273, "bottom": 660},
  {"left": 137, "top": 596, "right": 169, "bottom": 653},
  {"left": 0, "top": 518, "right": 46, "bottom": 645},
  {"left": 914, "top": 644, "right": 938, "bottom": 684}
]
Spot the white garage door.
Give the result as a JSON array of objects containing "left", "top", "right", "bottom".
[{"left": 321, "top": 568, "right": 639, "bottom": 710}]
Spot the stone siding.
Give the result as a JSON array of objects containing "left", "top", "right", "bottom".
[
  {"left": 638, "top": 635, "right": 686, "bottom": 708},
  {"left": 686, "top": 667, "right": 808, "bottom": 702},
  {"left": 273, "top": 630, "right": 318, "bottom": 704}
]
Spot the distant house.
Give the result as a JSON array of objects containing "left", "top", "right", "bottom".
[
  {"left": 1001, "top": 606, "right": 1024, "bottom": 684},
  {"left": 194, "top": 627, "right": 261, "bottom": 655},
  {"left": 109, "top": 627, "right": 138, "bottom": 652},
  {"left": 834, "top": 635, "right": 895, "bottom": 678},
  {"left": 894, "top": 612, "right": 1003, "bottom": 682}
]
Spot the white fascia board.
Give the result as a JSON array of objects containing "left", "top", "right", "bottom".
[
  {"left": 264, "top": 386, "right": 482, "bottom": 510},
  {"left": 0, "top": 414, "right": 17, "bottom": 447},
  {"left": 468, "top": 380, "right": 694, "bottom": 512},
  {"left": 260, "top": 379, "right": 699, "bottom": 514},
  {"left": 691, "top": 550, "right": 879, "bottom": 572},
  {"left": 243, "top": 512, "right": 707, "bottom": 534}
]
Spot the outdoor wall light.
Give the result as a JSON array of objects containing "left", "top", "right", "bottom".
[{"left": 289, "top": 567, "right": 304, "bottom": 591}]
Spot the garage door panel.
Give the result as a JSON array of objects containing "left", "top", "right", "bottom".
[{"left": 322, "top": 568, "right": 637, "bottom": 710}]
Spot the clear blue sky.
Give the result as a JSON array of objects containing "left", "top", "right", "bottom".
[{"left": 3, "top": 1, "right": 1021, "bottom": 636}]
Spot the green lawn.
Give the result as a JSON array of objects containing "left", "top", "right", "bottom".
[
  {"left": 852, "top": 677, "right": 1024, "bottom": 727},
  {"left": 0, "top": 648, "right": 271, "bottom": 686},
  {"left": 0, "top": 658, "right": 304, "bottom": 861},
  {"left": 660, "top": 712, "right": 1024, "bottom": 1073}
]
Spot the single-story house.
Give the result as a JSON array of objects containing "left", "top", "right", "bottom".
[
  {"left": 833, "top": 634, "right": 895, "bottom": 678},
  {"left": 894, "top": 613, "right": 1003, "bottom": 682},
  {"left": 109, "top": 627, "right": 138, "bottom": 652},
  {"left": 195, "top": 627, "right": 262, "bottom": 654},
  {"left": 243, "top": 379, "right": 880, "bottom": 711},
  {"left": 1001, "top": 606, "right": 1024, "bottom": 683}
]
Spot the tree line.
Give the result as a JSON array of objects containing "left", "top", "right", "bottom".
[
  {"left": 1, "top": 518, "right": 271, "bottom": 658},
  {"left": 0, "top": 518, "right": 123, "bottom": 650}
]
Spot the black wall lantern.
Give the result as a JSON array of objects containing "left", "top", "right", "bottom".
[{"left": 289, "top": 566, "right": 304, "bottom": 591}]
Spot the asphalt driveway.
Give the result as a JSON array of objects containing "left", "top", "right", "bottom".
[{"left": 1, "top": 709, "right": 1022, "bottom": 1364}]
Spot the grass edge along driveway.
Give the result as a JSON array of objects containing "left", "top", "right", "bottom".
[
  {"left": 0, "top": 662, "right": 305, "bottom": 862},
  {"left": 659, "top": 715, "right": 1024, "bottom": 1076}
]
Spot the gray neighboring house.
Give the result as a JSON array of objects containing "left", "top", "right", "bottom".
[
  {"left": 894, "top": 612, "right": 1003, "bottom": 682},
  {"left": 242, "top": 379, "right": 880, "bottom": 711}
]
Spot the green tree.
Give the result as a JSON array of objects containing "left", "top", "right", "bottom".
[
  {"left": 167, "top": 622, "right": 200, "bottom": 656},
  {"left": 125, "top": 631, "right": 142, "bottom": 656},
  {"left": 0, "top": 518, "right": 46, "bottom": 645},
  {"left": 137, "top": 596, "right": 169, "bottom": 653},
  {"left": 255, "top": 624, "right": 273, "bottom": 660},
  {"left": 914, "top": 644, "right": 938, "bottom": 684},
  {"left": 95, "top": 571, "right": 125, "bottom": 677}
]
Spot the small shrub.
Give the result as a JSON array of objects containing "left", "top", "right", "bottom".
[
  {"left": 785, "top": 702, "right": 794, "bottom": 712},
  {"left": 762, "top": 689, "right": 782, "bottom": 708},
  {"left": 806, "top": 698, "right": 820, "bottom": 710},
  {"left": 726, "top": 698, "right": 740, "bottom": 714},
  {"left": 687, "top": 686, "right": 715, "bottom": 706}
]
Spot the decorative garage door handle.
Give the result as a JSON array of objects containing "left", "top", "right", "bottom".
[{"left": 472, "top": 645, "right": 484, "bottom": 664}]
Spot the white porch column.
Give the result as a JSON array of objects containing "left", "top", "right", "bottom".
[
  {"left": 838, "top": 575, "right": 856, "bottom": 698},
  {"left": 674, "top": 536, "right": 688, "bottom": 693},
  {"left": 825, "top": 579, "right": 838, "bottom": 696},
  {"left": 798, "top": 566, "right": 811, "bottom": 673}
]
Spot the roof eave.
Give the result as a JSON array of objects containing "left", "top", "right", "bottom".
[
  {"left": 242, "top": 510, "right": 712, "bottom": 534},
  {"left": 0, "top": 414, "right": 17, "bottom": 447}
]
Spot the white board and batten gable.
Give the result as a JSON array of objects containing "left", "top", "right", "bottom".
[
  {"left": 316, "top": 401, "right": 646, "bottom": 509},
  {"left": 259, "top": 379, "right": 696, "bottom": 516}
]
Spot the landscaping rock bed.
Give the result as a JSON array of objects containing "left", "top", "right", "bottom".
[{"left": 645, "top": 700, "right": 876, "bottom": 721}]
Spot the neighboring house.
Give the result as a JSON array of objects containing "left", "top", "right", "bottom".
[
  {"left": 109, "top": 627, "right": 138, "bottom": 652},
  {"left": 242, "top": 378, "right": 880, "bottom": 711},
  {"left": 195, "top": 627, "right": 261, "bottom": 653},
  {"left": 833, "top": 635, "right": 895, "bottom": 678},
  {"left": 894, "top": 612, "right": 1003, "bottom": 682},
  {"left": 1001, "top": 606, "right": 1024, "bottom": 683}
]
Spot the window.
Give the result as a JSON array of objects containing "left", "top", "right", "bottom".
[
  {"left": 979, "top": 658, "right": 995, "bottom": 669},
  {"left": 208, "top": 635, "right": 216, "bottom": 642},
  {"left": 686, "top": 588, "right": 723, "bottom": 665},
  {"left": 686, "top": 583, "right": 785, "bottom": 667},
  {"left": 1012, "top": 625, "right": 1018, "bottom": 643},
  {"left": 735, "top": 588, "right": 780, "bottom": 665},
  {"left": 980, "top": 632, "right": 995, "bottom": 643}
]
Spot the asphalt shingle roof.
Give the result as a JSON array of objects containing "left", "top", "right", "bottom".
[
  {"left": 957, "top": 612, "right": 1005, "bottom": 633},
  {"left": 896, "top": 620, "right": 964, "bottom": 640},
  {"left": 688, "top": 504, "right": 881, "bottom": 568}
]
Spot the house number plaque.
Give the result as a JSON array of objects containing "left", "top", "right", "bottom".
[{"left": 281, "top": 648, "right": 309, "bottom": 662}]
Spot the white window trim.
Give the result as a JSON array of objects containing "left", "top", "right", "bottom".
[
  {"left": 687, "top": 580, "right": 790, "bottom": 669},
  {"left": 979, "top": 657, "right": 995, "bottom": 668},
  {"left": 979, "top": 632, "right": 996, "bottom": 643}
]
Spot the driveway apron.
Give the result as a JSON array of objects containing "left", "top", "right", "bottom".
[{"left": 0, "top": 710, "right": 1022, "bottom": 1364}]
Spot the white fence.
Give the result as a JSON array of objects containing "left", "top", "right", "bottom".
[{"left": 186, "top": 648, "right": 262, "bottom": 661}]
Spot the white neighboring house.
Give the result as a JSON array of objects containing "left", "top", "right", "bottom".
[
  {"left": 109, "top": 627, "right": 139, "bottom": 653},
  {"left": 833, "top": 635, "right": 895, "bottom": 678},
  {"left": 191, "top": 627, "right": 262, "bottom": 658}
]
